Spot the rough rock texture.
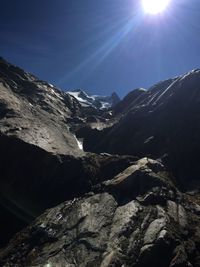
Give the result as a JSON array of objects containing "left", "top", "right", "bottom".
[
  {"left": 80, "top": 70, "right": 200, "bottom": 189},
  {"left": 1, "top": 158, "right": 200, "bottom": 267},
  {"left": 0, "top": 57, "right": 85, "bottom": 155},
  {"left": 0, "top": 132, "right": 135, "bottom": 247},
  {"left": 1, "top": 58, "right": 200, "bottom": 267},
  {"left": 0, "top": 57, "right": 134, "bottom": 247}
]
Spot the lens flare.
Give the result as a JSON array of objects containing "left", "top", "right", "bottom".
[{"left": 142, "top": 0, "right": 171, "bottom": 14}]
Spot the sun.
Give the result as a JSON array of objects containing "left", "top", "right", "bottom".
[{"left": 142, "top": 0, "right": 171, "bottom": 15}]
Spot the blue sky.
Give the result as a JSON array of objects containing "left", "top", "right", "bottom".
[{"left": 1, "top": 0, "right": 200, "bottom": 97}]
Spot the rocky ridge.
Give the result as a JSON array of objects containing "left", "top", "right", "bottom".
[
  {"left": 67, "top": 89, "right": 120, "bottom": 110},
  {"left": 1, "top": 158, "right": 200, "bottom": 267},
  {"left": 78, "top": 70, "right": 200, "bottom": 189},
  {"left": 0, "top": 58, "right": 200, "bottom": 266},
  {"left": 0, "top": 57, "right": 84, "bottom": 156}
]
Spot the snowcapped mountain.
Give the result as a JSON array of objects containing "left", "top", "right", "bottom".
[{"left": 67, "top": 89, "right": 120, "bottom": 109}]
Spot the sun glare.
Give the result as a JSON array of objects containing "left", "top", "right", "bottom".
[{"left": 142, "top": 0, "right": 171, "bottom": 15}]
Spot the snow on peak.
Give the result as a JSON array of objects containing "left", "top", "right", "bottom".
[{"left": 67, "top": 89, "right": 120, "bottom": 109}]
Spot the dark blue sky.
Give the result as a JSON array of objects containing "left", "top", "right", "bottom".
[{"left": 1, "top": 0, "right": 200, "bottom": 97}]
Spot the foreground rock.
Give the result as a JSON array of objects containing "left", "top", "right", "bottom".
[
  {"left": 0, "top": 133, "right": 135, "bottom": 248},
  {"left": 1, "top": 158, "right": 200, "bottom": 267}
]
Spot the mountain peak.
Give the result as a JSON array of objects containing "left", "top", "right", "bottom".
[{"left": 67, "top": 89, "right": 120, "bottom": 109}]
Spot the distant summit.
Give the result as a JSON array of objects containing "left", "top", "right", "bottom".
[{"left": 67, "top": 89, "right": 120, "bottom": 109}]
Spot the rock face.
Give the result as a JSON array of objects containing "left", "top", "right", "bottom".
[
  {"left": 0, "top": 57, "right": 84, "bottom": 155},
  {"left": 0, "top": 57, "right": 200, "bottom": 266},
  {"left": 113, "top": 88, "right": 147, "bottom": 115},
  {"left": 0, "top": 57, "right": 132, "bottom": 247},
  {"left": 1, "top": 158, "right": 200, "bottom": 267},
  {"left": 81, "top": 70, "right": 200, "bottom": 189},
  {"left": 0, "top": 132, "right": 135, "bottom": 248}
]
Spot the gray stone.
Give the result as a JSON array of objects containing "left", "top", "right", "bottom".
[{"left": 143, "top": 217, "right": 166, "bottom": 245}]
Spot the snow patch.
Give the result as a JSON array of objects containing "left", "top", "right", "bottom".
[
  {"left": 68, "top": 91, "right": 89, "bottom": 104},
  {"left": 48, "top": 83, "right": 54, "bottom": 88},
  {"left": 138, "top": 88, "right": 147, "bottom": 92},
  {"left": 67, "top": 89, "right": 119, "bottom": 109},
  {"left": 73, "top": 134, "right": 83, "bottom": 150},
  {"left": 77, "top": 139, "right": 83, "bottom": 150}
]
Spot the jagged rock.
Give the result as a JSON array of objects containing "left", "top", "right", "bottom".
[
  {"left": 81, "top": 70, "right": 200, "bottom": 190},
  {"left": 170, "top": 245, "right": 190, "bottom": 267},
  {"left": 101, "top": 157, "right": 175, "bottom": 203},
  {"left": 0, "top": 132, "right": 135, "bottom": 247},
  {"left": 143, "top": 217, "right": 167, "bottom": 244},
  {"left": 1, "top": 58, "right": 200, "bottom": 267},
  {"left": 0, "top": 57, "right": 84, "bottom": 156},
  {"left": 1, "top": 155, "right": 200, "bottom": 266},
  {"left": 167, "top": 201, "right": 187, "bottom": 228},
  {"left": 67, "top": 89, "right": 120, "bottom": 110},
  {"left": 0, "top": 57, "right": 135, "bottom": 247},
  {"left": 1, "top": 181, "right": 200, "bottom": 267}
]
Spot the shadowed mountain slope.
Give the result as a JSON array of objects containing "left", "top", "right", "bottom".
[
  {"left": 80, "top": 70, "right": 200, "bottom": 189},
  {"left": 0, "top": 58, "right": 200, "bottom": 266}
]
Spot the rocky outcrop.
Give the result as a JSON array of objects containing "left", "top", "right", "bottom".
[
  {"left": 1, "top": 58, "right": 200, "bottom": 267},
  {"left": 80, "top": 70, "right": 200, "bottom": 189},
  {"left": 0, "top": 57, "right": 132, "bottom": 247},
  {"left": 1, "top": 158, "right": 200, "bottom": 267},
  {"left": 100, "top": 158, "right": 175, "bottom": 204},
  {"left": 0, "top": 57, "right": 85, "bottom": 156},
  {"left": 0, "top": 57, "right": 119, "bottom": 156},
  {"left": 0, "top": 132, "right": 135, "bottom": 247}
]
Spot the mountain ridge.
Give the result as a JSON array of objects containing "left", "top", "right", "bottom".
[
  {"left": 0, "top": 57, "right": 200, "bottom": 267},
  {"left": 67, "top": 88, "right": 120, "bottom": 110}
]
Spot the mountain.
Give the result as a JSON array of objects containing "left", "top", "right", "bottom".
[
  {"left": 67, "top": 89, "right": 120, "bottom": 109},
  {"left": 0, "top": 58, "right": 200, "bottom": 267},
  {"left": 113, "top": 87, "right": 147, "bottom": 114},
  {"left": 0, "top": 57, "right": 85, "bottom": 156},
  {"left": 78, "top": 70, "right": 200, "bottom": 189},
  {"left": 0, "top": 57, "right": 134, "bottom": 248}
]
